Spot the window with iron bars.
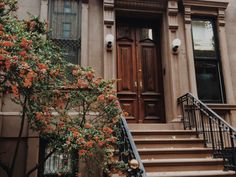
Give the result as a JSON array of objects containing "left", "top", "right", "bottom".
[
  {"left": 38, "top": 139, "right": 78, "bottom": 177},
  {"left": 48, "top": 0, "right": 81, "bottom": 64}
]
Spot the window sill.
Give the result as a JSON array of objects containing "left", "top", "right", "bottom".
[{"left": 206, "top": 104, "right": 236, "bottom": 111}]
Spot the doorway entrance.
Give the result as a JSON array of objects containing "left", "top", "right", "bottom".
[{"left": 116, "top": 20, "right": 165, "bottom": 123}]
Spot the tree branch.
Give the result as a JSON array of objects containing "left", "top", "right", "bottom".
[
  {"left": 10, "top": 96, "right": 27, "bottom": 177},
  {"left": 25, "top": 148, "right": 56, "bottom": 177}
]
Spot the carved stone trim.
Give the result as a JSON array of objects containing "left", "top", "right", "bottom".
[
  {"left": 183, "top": 0, "right": 229, "bottom": 9},
  {"left": 182, "top": 0, "right": 229, "bottom": 27},
  {"left": 218, "top": 8, "right": 226, "bottom": 27},
  {"left": 167, "top": 0, "right": 178, "bottom": 32},
  {"left": 184, "top": 6, "right": 191, "bottom": 24},
  {"left": 115, "top": 0, "right": 166, "bottom": 12},
  {"left": 104, "top": 0, "right": 115, "bottom": 27}
]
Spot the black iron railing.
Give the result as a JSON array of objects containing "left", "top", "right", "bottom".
[
  {"left": 178, "top": 93, "right": 236, "bottom": 171},
  {"left": 116, "top": 116, "right": 147, "bottom": 177}
]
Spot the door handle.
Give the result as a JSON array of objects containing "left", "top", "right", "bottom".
[
  {"left": 134, "top": 81, "right": 137, "bottom": 88},
  {"left": 140, "top": 81, "right": 143, "bottom": 90}
]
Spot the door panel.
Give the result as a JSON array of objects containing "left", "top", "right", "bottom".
[
  {"left": 119, "top": 99, "right": 138, "bottom": 121},
  {"left": 141, "top": 45, "right": 158, "bottom": 93},
  {"left": 117, "top": 44, "right": 135, "bottom": 93},
  {"left": 117, "top": 24, "right": 165, "bottom": 123},
  {"left": 143, "top": 100, "right": 163, "bottom": 121}
]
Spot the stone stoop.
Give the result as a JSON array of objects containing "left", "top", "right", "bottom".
[{"left": 129, "top": 124, "right": 236, "bottom": 177}]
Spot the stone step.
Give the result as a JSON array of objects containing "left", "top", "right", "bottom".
[
  {"left": 128, "top": 124, "right": 174, "bottom": 130},
  {"left": 143, "top": 158, "right": 224, "bottom": 172},
  {"left": 131, "top": 130, "right": 198, "bottom": 139},
  {"left": 134, "top": 138, "right": 205, "bottom": 148},
  {"left": 138, "top": 148, "right": 213, "bottom": 159},
  {"left": 146, "top": 170, "right": 236, "bottom": 177}
]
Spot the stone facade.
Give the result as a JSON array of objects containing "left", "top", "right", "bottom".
[{"left": 1, "top": 0, "right": 236, "bottom": 176}]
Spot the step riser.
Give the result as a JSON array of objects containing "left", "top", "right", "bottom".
[
  {"left": 136, "top": 143, "right": 204, "bottom": 148},
  {"left": 133, "top": 134, "right": 197, "bottom": 139},
  {"left": 150, "top": 174, "right": 235, "bottom": 177},
  {"left": 144, "top": 163, "right": 224, "bottom": 172},
  {"left": 128, "top": 124, "right": 174, "bottom": 130},
  {"left": 140, "top": 152, "right": 213, "bottom": 159}
]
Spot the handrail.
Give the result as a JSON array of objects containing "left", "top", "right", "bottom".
[
  {"left": 179, "top": 93, "right": 236, "bottom": 131},
  {"left": 178, "top": 93, "right": 236, "bottom": 171},
  {"left": 116, "top": 116, "right": 147, "bottom": 177}
]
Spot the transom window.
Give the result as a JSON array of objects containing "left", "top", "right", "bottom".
[{"left": 191, "top": 18, "right": 225, "bottom": 103}]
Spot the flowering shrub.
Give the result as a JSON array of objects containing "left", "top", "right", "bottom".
[{"left": 0, "top": 1, "right": 123, "bottom": 177}]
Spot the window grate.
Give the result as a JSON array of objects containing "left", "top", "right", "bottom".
[
  {"left": 44, "top": 150, "right": 72, "bottom": 176},
  {"left": 48, "top": 0, "right": 80, "bottom": 64},
  {"left": 38, "top": 140, "right": 78, "bottom": 177}
]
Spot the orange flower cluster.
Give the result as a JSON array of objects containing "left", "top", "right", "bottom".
[
  {"left": 11, "top": 85, "right": 19, "bottom": 98},
  {"left": 5, "top": 59, "right": 11, "bottom": 70},
  {"left": 78, "top": 149, "right": 87, "bottom": 156},
  {"left": 27, "top": 21, "right": 36, "bottom": 31},
  {"left": 86, "top": 71, "right": 94, "bottom": 80},
  {"left": 24, "top": 70, "right": 37, "bottom": 88},
  {"left": 97, "top": 94, "right": 105, "bottom": 102},
  {"left": 20, "top": 38, "right": 32, "bottom": 49},
  {"left": 0, "top": 41, "right": 14, "bottom": 47},
  {"left": 84, "top": 123, "right": 92, "bottom": 129},
  {"left": 103, "top": 127, "right": 113, "bottom": 134},
  {"left": 108, "top": 94, "right": 116, "bottom": 101},
  {"left": 18, "top": 50, "right": 26, "bottom": 57},
  {"left": 0, "top": 2, "right": 5, "bottom": 9},
  {"left": 77, "top": 79, "right": 88, "bottom": 88},
  {"left": 38, "top": 63, "right": 48, "bottom": 73}
]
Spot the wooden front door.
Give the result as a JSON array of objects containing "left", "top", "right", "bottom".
[{"left": 117, "top": 23, "right": 165, "bottom": 123}]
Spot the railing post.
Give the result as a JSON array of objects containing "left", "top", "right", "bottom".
[
  {"left": 200, "top": 109, "right": 207, "bottom": 147},
  {"left": 191, "top": 97, "right": 198, "bottom": 134},
  {"left": 186, "top": 97, "right": 191, "bottom": 130},
  {"left": 209, "top": 118, "right": 216, "bottom": 153},
  {"left": 180, "top": 97, "right": 187, "bottom": 130},
  {"left": 230, "top": 129, "right": 236, "bottom": 170},
  {"left": 218, "top": 119, "right": 225, "bottom": 162}
]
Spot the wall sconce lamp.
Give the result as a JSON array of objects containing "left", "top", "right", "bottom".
[
  {"left": 105, "top": 34, "right": 114, "bottom": 51},
  {"left": 172, "top": 38, "right": 181, "bottom": 54}
]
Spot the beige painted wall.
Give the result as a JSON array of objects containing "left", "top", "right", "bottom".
[
  {"left": 225, "top": 0, "right": 236, "bottom": 103},
  {"left": 88, "top": 0, "right": 104, "bottom": 77},
  {"left": 16, "top": 0, "right": 41, "bottom": 20}
]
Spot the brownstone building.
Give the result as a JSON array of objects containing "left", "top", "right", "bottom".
[{"left": 1, "top": 0, "right": 236, "bottom": 177}]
